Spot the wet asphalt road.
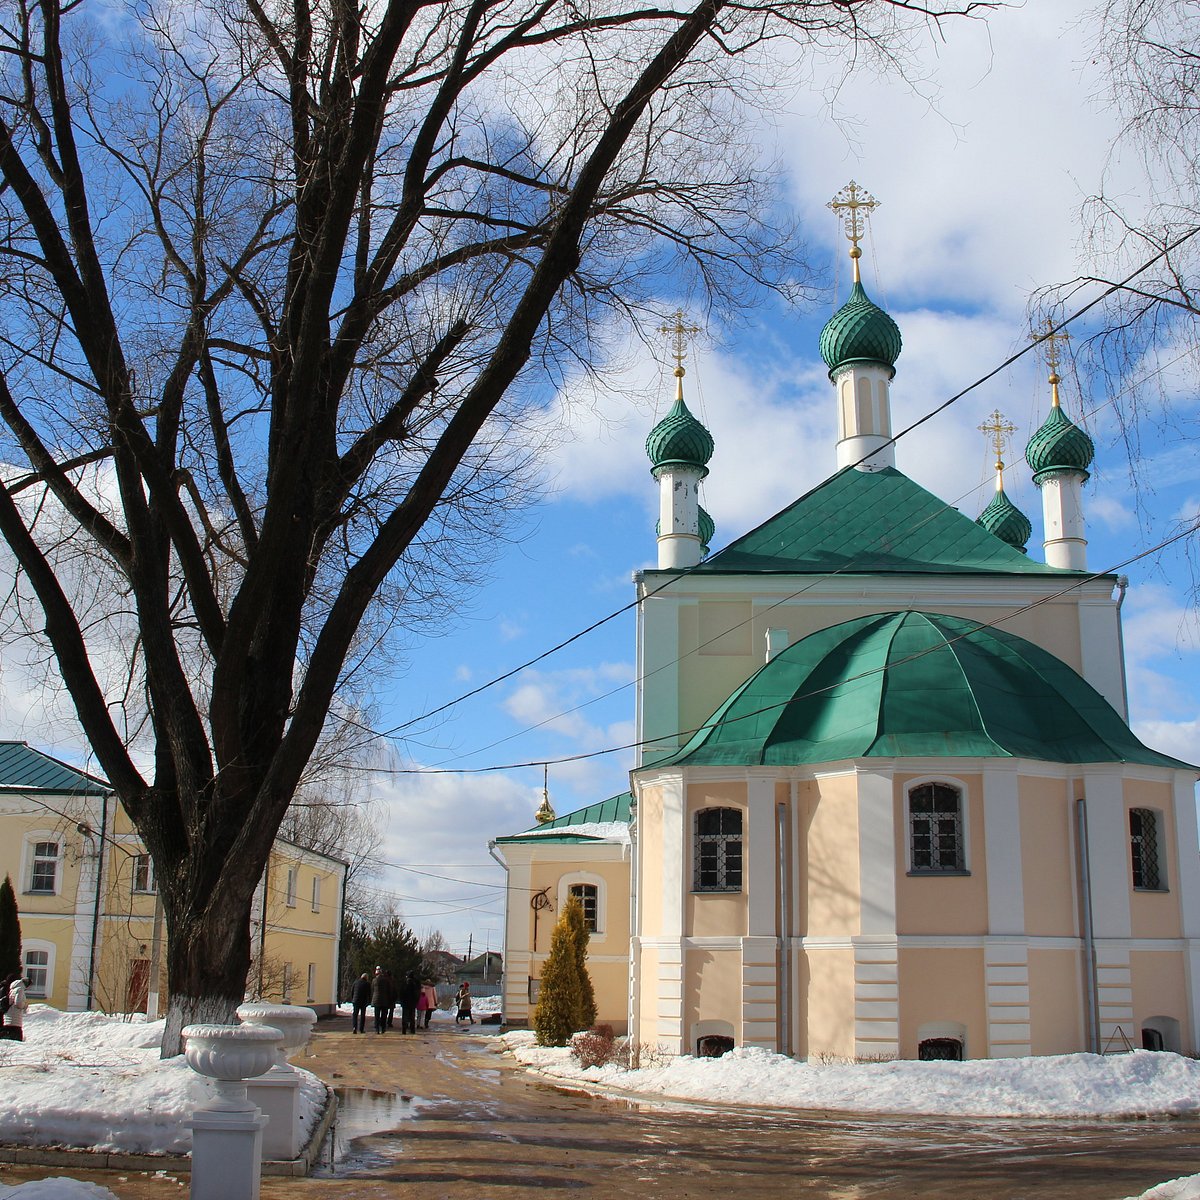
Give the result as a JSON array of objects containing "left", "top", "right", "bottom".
[{"left": 3, "top": 1017, "right": 1200, "bottom": 1198}]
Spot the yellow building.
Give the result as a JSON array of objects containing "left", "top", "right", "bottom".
[{"left": 0, "top": 741, "right": 346, "bottom": 1015}]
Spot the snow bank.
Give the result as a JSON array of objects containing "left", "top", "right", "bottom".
[
  {"left": 1130, "top": 1177, "right": 1200, "bottom": 1200},
  {"left": 501, "top": 1032, "right": 1200, "bottom": 1119},
  {"left": 0, "top": 1180, "right": 119, "bottom": 1198},
  {"left": 0, "top": 1007, "right": 325, "bottom": 1156}
]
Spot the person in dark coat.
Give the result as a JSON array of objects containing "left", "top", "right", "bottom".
[
  {"left": 382, "top": 968, "right": 398, "bottom": 1029},
  {"left": 370, "top": 966, "right": 393, "bottom": 1034},
  {"left": 349, "top": 972, "right": 371, "bottom": 1034},
  {"left": 398, "top": 970, "right": 421, "bottom": 1034}
]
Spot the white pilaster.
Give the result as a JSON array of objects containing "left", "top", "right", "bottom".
[
  {"left": 741, "top": 936, "right": 779, "bottom": 1050},
  {"left": 68, "top": 821, "right": 103, "bottom": 1011},
  {"left": 855, "top": 770, "right": 898, "bottom": 1058},
  {"left": 1081, "top": 772, "right": 1132, "bottom": 940},
  {"left": 983, "top": 765, "right": 1024, "bottom": 935},
  {"left": 655, "top": 775, "right": 686, "bottom": 1054},
  {"left": 854, "top": 941, "right": 899, "bottom": 1059},
  {"left": 742, "top": 774, "right": 779, "bottom": 1050},
  {"left": 1093, "top": 946, "right": 1135, "bottom": 1051},
  {"left": 1172, "top": 773, "right": 1200, "bottom": 1052},
  {"left": 985, "top": 942, "right": 1032, "bottom": 1057},
  {"left": 655, "top": 941, "right": 685, "bottom": 1055}
]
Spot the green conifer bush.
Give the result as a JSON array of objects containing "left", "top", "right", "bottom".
[
  {"left": 0, "top": 876, "right": 20, "bottom": 981},
  {"left": 533, "top": 895, "right": 595, "bottom": 1046}
]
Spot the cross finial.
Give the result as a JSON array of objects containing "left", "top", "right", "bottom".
[
  {"left": 660, "top": 309, "right": 701, "bottom": 398},
  {"left": 828, "top": 180, "right": 880, "bottom": 283},
  {"left": 979, "top": 409, "right": 1017, "bottom": 490},
  {"left": 1032, "top": 318, "right": 1070, "bottom": 406}
]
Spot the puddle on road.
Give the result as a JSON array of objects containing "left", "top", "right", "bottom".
[{"left": 312, "top": 1087, "right": 421, "bottom": 1175}]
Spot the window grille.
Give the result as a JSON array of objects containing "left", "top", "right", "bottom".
[
  {"left": 909, "top": 784, "right": 964, "bottom": 873},
  {"left": 693, "top": 807, "right": 743, "bottom": 892},
  {"left": 568, "top": 884, "right": 599, "bottom": 932},
  {"left": 1130, "top": 808, "right": 1163, "bottom": 890},
  {"left": 29, "top": 842, "right": 59, "bottom": 893}
]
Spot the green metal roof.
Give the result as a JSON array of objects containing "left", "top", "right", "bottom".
[
  {"left": 646, "top": 397, "right": 714, "bottom": 474},
  {"left": 681, "top": 467, "right": 1086, "bottom": 577},
  {"left": 1026, "top": 403, "right": 1095, "bottom": 482},
  {"left": 659, "top": 611, "right": 1191, "bottom": 770},
  {"left": 496, "top": 791, "right": 633, "bottom": 844},
  {"left": 976, "top": 486, "right": 1032, "bottom": 553},
  {"left": 819, "top": 281, "right": 902, "bottom": 377},
  {"left": 0, "top": 742, "right": 111, "bottom": 795}
]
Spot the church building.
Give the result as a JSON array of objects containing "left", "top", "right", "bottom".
[{"left": 492, "top": 183, "right": 1200, "bottom": 1062}]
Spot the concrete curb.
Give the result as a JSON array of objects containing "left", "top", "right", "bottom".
[{"left": 0, "top": 1083, "right": 338, "bottom": 1178}]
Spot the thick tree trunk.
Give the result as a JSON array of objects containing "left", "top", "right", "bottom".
[{"left": 159, "top": 888, "right": 255, "bottom": 1058}]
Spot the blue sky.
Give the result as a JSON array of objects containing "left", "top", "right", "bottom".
[{"left": 358, "top": 0, "right": 1200, "bottom": 954}]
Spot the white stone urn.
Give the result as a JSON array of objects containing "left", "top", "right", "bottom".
[
  {"left": 236, "top": 1003, "right": 317, "bottom": 1071},
  {"left": 183, "top": 1022, "right": 284, "bottom": 1112}
]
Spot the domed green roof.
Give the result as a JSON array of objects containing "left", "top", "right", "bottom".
[
  {"left": 646, "top": 396, "right": 714, "bottom": 474},
  {"left": 1025, "top": 404, "right": 1094, "bottom": 482},
  {"left": 819, "top": 281, "right": 902, "bottom": 377},
  {"left": 976, "top": 488, "right": 1032, "bottom": 553},
  {"left": 698, "top": 506, "right": 715, "bottom": 553},
  {"left": 661, "top": 611, "right": 1188, "bottom": 769}
]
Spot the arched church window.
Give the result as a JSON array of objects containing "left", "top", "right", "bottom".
[
  {"left": 693, "top": 807, "right": 743, "bottom": 892},
  {"left": 1130, "top": 807, "right": 1166, "bottom": 891},
  {"left": 908, "top": 783, "right": 965, "bottom": 873}
]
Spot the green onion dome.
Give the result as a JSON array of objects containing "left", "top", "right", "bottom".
[
  {"left": 646, "top": 396, "right": 714, "bottom": 475},
  {"left": 698, "top": 506, "right": 715, "bottom": 554},
  {"left": 659, "top": 611, "right": 1190, "bottom": 769},
  {"left": 1025, "top": 404, "right": 1094, "bottom": 483},
  {"left": 976, "top": 488, "right": 1032, "bottom": 553},
  {"left": 818, "top": 281, "right": 903, "bottom": 378}
]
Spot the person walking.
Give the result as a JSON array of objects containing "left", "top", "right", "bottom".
[
  {"left": 7, "top": 974, "right": 27, "bottom": 1041},
  {"left": 454, "top": 980, "right": 473, "bottom": 1025},
  {"left": 416, "top": 981, "right": 431, "bottom": 1030},
  {"left": 349, "top": 972, "right": 371, "bottom": 1034},
  {"left": 421, "top": 982, "right": 438, "bottom": 1028},
  {"left": 399, "top": 970, "right": 421, "bottom": 1035},
  {"left": 370, "top": 966, "right": 392, "bottom": 1034}
]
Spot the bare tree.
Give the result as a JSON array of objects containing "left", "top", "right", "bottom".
[
  {"left": 0, "top": 0, "right": 987, "bottom": 1053},
  {"left": 1037, "top": 0, "right": 1200, "bottom": 503}
]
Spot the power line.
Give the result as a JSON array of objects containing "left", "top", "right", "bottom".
[{"left": 334, "top": 228, "right": 1200, "bottom": 762}]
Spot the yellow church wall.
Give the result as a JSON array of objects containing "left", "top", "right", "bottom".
[
  {"left": 898, "top": 948, "right": 986, "bottom": 1059},
  {"left": 1131, "top": 951, "right": 1190, "bottom": 1051},
  {"left": 1020, "top": 778, "right": 1078, "bottom": 937},
  {"left": 1027, "top": 949, "right": 1084, "bottom": 1055},
  {"left": 804, "top": 774, "right": 860, "bottom": 937},
  {"left": 684, "top": 946, "right": 744, "bottom": 1048},
  {"left": 636, "top": 783, "right": 665, "bottom": 935},
  {"left": 894, "top": 773, "right": 988, "bottom": 936},
  {"left": 801, "top": 947, "right": 855, "bottom": 1060},
  {"left": 677, "top": 601, "right": 758, "bottom": 744},
  {"left": 685, "top": 781, "right": 747, "bottom": 937},
  {"left": 1125, "top": 780, "right": 1182, "bottom": 941}
]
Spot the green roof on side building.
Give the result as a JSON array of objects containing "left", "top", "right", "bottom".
[
  {"left": 0, "top": 741, "right": 111, "bottom": 795},
  {"left": 676, "top": 467, "right": 1090, "bottom": 577},
  {"left": 495, "top": 791, "right": 633, "bottom": 844}
]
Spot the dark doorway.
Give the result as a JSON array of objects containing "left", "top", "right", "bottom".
[
  {"left": 697, "top": 1035, "right": 735, "bottom": 1058},
  {"left": 918, "top": 1037, "right": 963, "bottom": 1061}
]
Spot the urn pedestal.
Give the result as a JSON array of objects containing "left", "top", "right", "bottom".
[
  {"left": 183, "top": 1022, "right": 283, "bottom": 1200},
  {"left": 236, "top": 1003, "right": 318, "bottom": 1161}
]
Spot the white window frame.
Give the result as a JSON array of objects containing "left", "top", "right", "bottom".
[
  {"left": 1130, "top": 806, "right": 1168, "bottom": 892},
  {"left": 904, "top": 777, "right": 971, "bottom": 875},
  {"left": 285, "top": 867, "right": 298, "bottom": 908},
  {"left": 132, "top": 853, "right": 157, "bottom": 894},
  {"left": 557, "top": 872, "right": 607, "bottom": 938},
  {"left": 21, "top": 835, "right": 63, "bottom": 896},
  {"left": 282, "top": 962, "right": 294, "bottom": 1003},
  {"left": 306, "top": 962, "right": 317, "bottom": 1003},
  {"left": 22, "top": 940, "right": 55, "bottom": 998},
  {"left": 311, "top": 875, "right": 321, "bottom": 913}
]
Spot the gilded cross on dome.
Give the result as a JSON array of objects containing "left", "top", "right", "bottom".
[
  {"left": 979, "top": 409, "right": 1017, "bottom": 482},
  {"left": 660, "top": 310, "right": 701, "bottom": 391},
  {"left": 828, "top": 181, "right": 880, "bottom": 282},
  {"left": 1033, "top": 318, "right": 1070, "bottom": 405}
]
